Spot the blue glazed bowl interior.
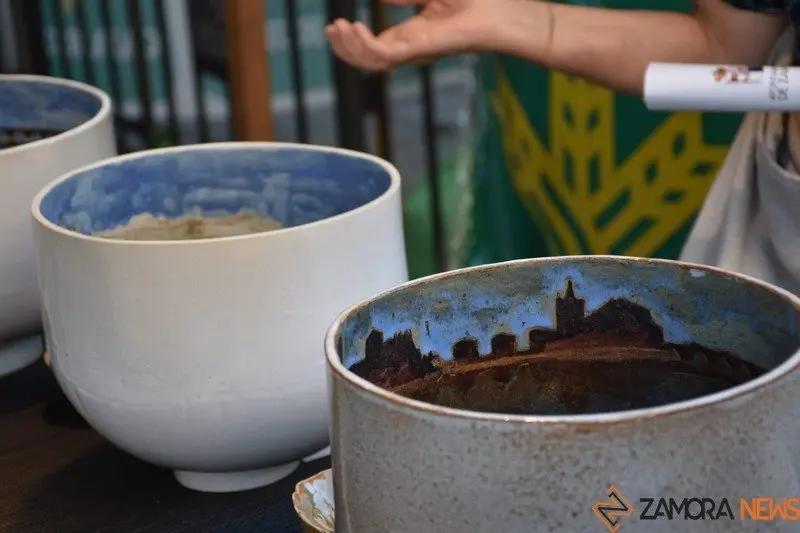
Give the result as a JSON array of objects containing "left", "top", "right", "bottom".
[
  {"left": 336, "top": 258, "right": 800, "bottom": 415},
  {"left": 0, "top": 79, "right": 102, "bottom": 134},
  {"left": 37, "top": 147, "right": 393, "bottom": 235}
]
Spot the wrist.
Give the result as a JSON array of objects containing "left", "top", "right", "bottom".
[{"left": 491, "top": 0, "right": 555, "bottom": 64}]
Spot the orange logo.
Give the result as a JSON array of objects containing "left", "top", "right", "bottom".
[
  {"left": 593, "top": 485, "right": 634, "bottom": 532},
  {"left": 741, "top": 498, "right": 800, "bottom": 521}
]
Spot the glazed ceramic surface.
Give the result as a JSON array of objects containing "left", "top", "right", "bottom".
[
  {"left": 31, "top": 143, "right": 406, "bottom": 492},
  {"left": 326, "top": 257, "right": 800, "bottom": 532},
  {"left": 0, "top": 75, "right": 113, "bottom": 376},
  {"left": 293, "top": 469, "right": 335, "bottom": 533}
]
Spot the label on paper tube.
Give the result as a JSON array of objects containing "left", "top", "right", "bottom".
[{"left": 644, "top": 63, "right": 800, "bottom": 112}]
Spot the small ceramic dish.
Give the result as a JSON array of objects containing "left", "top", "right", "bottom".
[{"left": 292, "top": 469, "right": 334, "bottom": 533}]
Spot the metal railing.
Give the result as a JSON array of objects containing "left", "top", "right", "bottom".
[{"left": 2, "top": 0, "right": 468, "bottom": 272}]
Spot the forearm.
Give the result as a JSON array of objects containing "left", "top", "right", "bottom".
[{"left": 496, "top": 0, "right": 777, "bottom": 96}]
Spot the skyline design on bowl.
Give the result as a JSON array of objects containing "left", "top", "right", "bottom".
[
  {"left": 339, "top": 259, "right": 800, "bottom": 375},
  {"left": 349, "top": 279, "right": 764, "bottom": 396},
  {"left": 37, "top": 147, "right": 393, "bottom": 235},
  {"left": 0, "top": 79, "right": 102, "bottom": 133}
]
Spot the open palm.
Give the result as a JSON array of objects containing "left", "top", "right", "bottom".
[{"left": 325, "top": 0, "right": 495, "bottom": 70}]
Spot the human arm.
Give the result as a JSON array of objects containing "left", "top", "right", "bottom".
[
  {"left": 325, "top": 0, "right": 787, "bottom": 96},
  {"left": 501, "top": 0, "right": 786, "bottom": 94}
]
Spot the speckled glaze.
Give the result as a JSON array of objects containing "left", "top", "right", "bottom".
[{"left": 325, "top": 257, "right": 800, "bottom": 532}]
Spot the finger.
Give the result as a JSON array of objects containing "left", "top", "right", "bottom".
[
  {"left": 334, "top": 19, "right": 359, "bottom": 63},
  {"left": 329, "top": 19, "right": 367, "bottom": 68},
  {"left": 352, "top": 22, "right": 392, "bottom": 70},
  {"left": 326, "top": 21, "right": 359, "bottom": 66},
  {"left": 382, "top": 0, "right": 429, "bottom": 5},
  {"left": 358, "top": 29, "right": 406, "bottom": 69},
  {"left": 324, "top": 23, "right": 338, "bottom": 45},
  {"left": 335, "top": 19, "right": 369, "bottom": 67},
  {"left": 374, "top": 24, "right": 419, "bottom": 65}
]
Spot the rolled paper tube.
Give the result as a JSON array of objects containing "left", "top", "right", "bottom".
[{"left": 644, "top": 63, "right": 800, "bottom": 112}]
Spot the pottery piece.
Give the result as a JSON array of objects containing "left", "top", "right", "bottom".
[
  {"left": 293, "top": 469, "right": 335, "bottom": 533},
  {"left": 326, "top": 256, "right": 800, "bottom": 532},
  {"left": 0, "top": 75, "right": 114, "bottom": 376},
  {"left": 31, "top": 143, "right": 406, "bottom": 492}
]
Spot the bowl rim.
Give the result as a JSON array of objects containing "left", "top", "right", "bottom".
[
  {"left": 29, "top": 142, "right": 401, "bottom": 245},
  {"left": 0, "top": 74, "right": 112, "bottom": 158},
  {"left": 325, "top": 255, "right": 800, "bottom": 425},
  {"left": 291, "top": 469, "right": 334, "bottom": 533}
]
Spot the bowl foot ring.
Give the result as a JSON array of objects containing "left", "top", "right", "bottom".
[
  {"left": 0, "top": 335, "right": 44, "bottom": 378},
  {"left": 174, "top": 461, "right": 300, "bottom": 492}
]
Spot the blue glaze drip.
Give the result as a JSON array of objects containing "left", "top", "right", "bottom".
[
  {"left": 0, "top": 79, "right": 101, "bottom": 131},
  {"left": 39, "top": 147, "right": 393, "bottom": 234},
  {"left": 339, "top": 259, "right": 800, "bottom": 372}
]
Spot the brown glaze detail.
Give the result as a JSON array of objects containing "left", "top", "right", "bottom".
[
  {"left": 349, "top": 280, "right": 766, "bottom": 414},
  {"left": 350, "top": 330, "right": 443, "bottom": 390},
  {"left": 491, "top": 333, "right": 518, "bottom": 356},
  {"left": 453, "top": 339, "right": 479, "bottom": 360},
  {"left": 393, "top": 349, "right": 751, "bottom": 415}
]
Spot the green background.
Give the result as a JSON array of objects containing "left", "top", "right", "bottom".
[{"left": 467, "top": 0, "right": 743, "bottom": 265}]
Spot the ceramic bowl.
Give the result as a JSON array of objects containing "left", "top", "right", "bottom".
[
  {"left": 326, "top": 256, "right": 800, "bottom": 532},
  {"left": 0, "top": 75, "right": 114, "bottom": 376},
  {"left": 31, "top": 143, "right": 407, "bottom": 493},
  {"left": 292, "top": 469, "right": 335, "bottom": 533}
]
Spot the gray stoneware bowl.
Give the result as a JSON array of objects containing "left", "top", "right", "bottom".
[{"left": 325, "top": 256, "right": 800, "bottom": 533}]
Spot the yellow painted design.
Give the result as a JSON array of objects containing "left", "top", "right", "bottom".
[{"left": 490, "top": 64, "right": 730, "bottom": 257}]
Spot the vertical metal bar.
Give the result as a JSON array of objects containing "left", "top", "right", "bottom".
[
  {"left": 1, "top": 0, "right": 21, "bottom": 73},
  {"left": 284, "top": 0, "right": 308, "bottom": 143},
  {"left": 420, "top": 63, "right": 445, "bottom": 272},
  {"left": 99, "top": 0, "right": 121, "bottom": 100},
  {"left": 154, "top": 0, "right": 180, "bottom": 145},
  {"left": 51, "top": 0, "right": 71, "bottom": 77},
  {"left": 325, "top": 0, "right": 364, "bottom": 150},
  {"left": 9, "top": 0, "right": 50, "bottom": 74},
  {"left": 194, "top": 71, "right": 210, "bottom": 143},
  {"left": 368, "top": 0, "right": 391, "bottom": 160},
  {"left": 128, "top": 0, "right": 155, "bottom": 147},
  {"left": 74, "top": 0, "right": 95, "bottom": 83},
  {"left": 186, "top": 0, "right": 212, "bottom": 143},
  {"left": 99, "top": 0, "right": 125, "bottom": 152}
]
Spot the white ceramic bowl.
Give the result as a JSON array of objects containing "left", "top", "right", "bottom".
[
  {"left": 30, "top": 143, "right": 407, "bottom": 492},
  {"left": 0, "top": 75, "right": 114, "bottom": 376}
]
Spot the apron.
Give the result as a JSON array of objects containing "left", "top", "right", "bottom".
[{"left": 680, "top": 32, "right": 800, "bottom": 295}]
